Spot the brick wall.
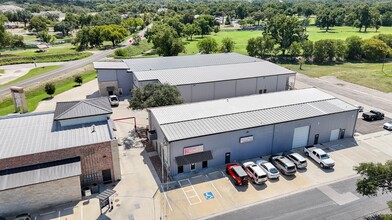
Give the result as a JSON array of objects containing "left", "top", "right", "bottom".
[
  {"left": 0, "top": 141, "right": 115, "bottom": 185},
  {"left": 0, "top": 176, "right": 81, "bottom": 216}
]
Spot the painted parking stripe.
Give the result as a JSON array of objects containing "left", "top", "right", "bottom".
[
  {"left": 58, "top": 211, "right": 61, "bottom": 220},
  {"left": 205, "top": 174, "right": 223, "bottom": 198},
  {"left": 178, "top": 179, "right": 201, "bottom": 205},
  {"left": 160, "top": 184, "right": 173, "bottom": 211}
]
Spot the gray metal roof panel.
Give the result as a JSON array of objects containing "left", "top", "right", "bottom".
[
  {"left": 54, "top": 97, "right": 112, "bottom": 120},
  {"left": 0, "top": 161, "right": 81, "bottom": 190},
  {"left": 93, "top": 62, "right": 128, "bottom": 69},
  {"left": 0, "top": 112, "right": 113, "bottom": 159},
  {"left": 134, "top": 61, "right": 295, "bottom": 85},
  {"left": 123, "top": 53, "right": 262, "bottom": 71},
  {"left": 160, "top": 99, "right": 358, "bottom": 141},
  {"left": 150, "top": 88, "right": 336, "bottom": 125}
]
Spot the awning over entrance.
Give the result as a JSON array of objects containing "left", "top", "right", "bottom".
[{"left": 175, "top": 151, "right": 213, "bottom": 166}]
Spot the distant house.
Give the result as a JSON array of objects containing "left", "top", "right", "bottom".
[{"left": 0, "top": 5, "right": 22, "bottom": 13}]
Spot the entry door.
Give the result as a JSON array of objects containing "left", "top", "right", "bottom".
[
  {"left": 292, "top": 126, "right": 310, "bottom": 148},
  {"left": 225, "top": 152, "right": 231, "bottom": 164},
  {"left": 339, "top": 129, "right": 345, "bottom": 139},
  {"left": 330, "top": 129, "right": 340, "bottom": 141},
  {"left": 102, "top": 169, "right": 112, "bottom": 183},
  {"left": 314, "top": 134, "right": 319, "bottom": 145}
]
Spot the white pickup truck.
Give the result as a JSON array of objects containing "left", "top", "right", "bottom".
[{"left": 304, "top": 145, "right": 335, "bottom": 168}]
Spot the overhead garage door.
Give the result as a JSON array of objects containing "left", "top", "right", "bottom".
[
  {"left": 292, "top": 126, "right": 310, "bottom": 148},
  {"left": 330, "top": 129, "right": 340, "bottom": 141}
]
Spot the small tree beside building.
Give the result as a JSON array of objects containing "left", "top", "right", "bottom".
[
  {"left": 74, "top": 75, "right": 83, "bottom": 85},
  {"left": 44, "top": 82, "right": 56, "bottom": 97}
]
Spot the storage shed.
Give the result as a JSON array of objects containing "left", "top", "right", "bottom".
[
  {"left": 94, "top": 53, "right": 296, "bottom": 101},
  {"left": 148, "top": 88, "right": 359, "bottom": 176}
]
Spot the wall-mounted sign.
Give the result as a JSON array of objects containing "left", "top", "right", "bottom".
[
  {"left": 184, "top": 145, "right": 204, "bottom": 155},
  {"left": 240, "top": 136, "right": 254, "bottom": 144}
]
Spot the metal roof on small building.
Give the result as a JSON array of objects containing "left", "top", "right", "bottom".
[
  {"left": 93, "top": 62, "right": 129, "bottom": 69},
  {"left": 0, "top": 112, "right": 113, "bottom": 160},
  {"left": 0, "top": 160, "right": 81, "bottom": 191},
  {"left": 149, "top": 88, "right": 358, "bottom": 142},
  {"left": 133, "top": 61, "right": 295, "bottom": 86},
  {"left": 123, "top": 53, "right": 262, "bottom": 71},
  {"left": 54, "top": 97, "right": 112, "bottom": 120}
]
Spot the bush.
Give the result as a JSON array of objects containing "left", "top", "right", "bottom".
[
  {"left": 302, "top": 40, "right": 314, "bottom": 60},
  {"left": 362, "top": 38, "right": 390, "bottom": 61},
  {"left": 114, "top": 48, "right": 128, "bottom": 57},
  {"left": 346, "top": 36, "right": 363, "bottom": 60},
  {"left": 373, "top": 34, "right": 392, "bottom": 48},
  {"left": 289, "top": 42, "right": 302, "bottom": 57},
  {"left": 44, "top": 82, "right": 56, "bottom": 97},
  {"left": 74, "top": 74, "right": 83, "bottom": 85},
  {"left": 197, "top": 37, "right": 218, "bottom": 54},
  {"left": 220, "top": 37, "right": 235, "bottom": 52},
  {"left": 313, "top": 39, "right": 336, "bottom": 63}
]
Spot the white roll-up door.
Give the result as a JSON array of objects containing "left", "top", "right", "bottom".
[
  {"left": 330, "top": 129, "right": 340, "bottom": 141},
  {"left": 292, "top": 126, "right": 310, "bottom": 148}
]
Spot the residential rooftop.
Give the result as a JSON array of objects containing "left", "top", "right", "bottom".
[
  {"left": 149, "top": 88, "right": 358, "bottom": 142},
  {"left": 134, "top": 61, "right": 295, "bottom": 86}
]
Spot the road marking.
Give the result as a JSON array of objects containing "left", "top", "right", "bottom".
[
  {"left": 178, "top": 179, "right": 201, "bottom": 205},
  {"left": 58, "top": 211, "right": 61, "bottom": 220},
  {"left": 40, "top": 211, "right": 56, "bottom": 216},
  {"left": 34, "top": 217, "right": 37, "bottom": 220},
  {"left": 160, "top": 184, "right": 173, "bottom": 211},
  {"left": 318, "top": 185, "right": 359, "bottom": 205},
  {"left": 221, "top": 171, "right": 226, "bottom": 176},
  {"left": 205, "top": 174, "right": 223, "bottom": 198},
  {"left": 64, "top": 206, "right": 74, "bottom": 211},
  {"left": 81, "top": 202, "right": 83, "bottom": 220}
]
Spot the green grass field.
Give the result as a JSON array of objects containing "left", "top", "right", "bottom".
[
  {"left": 0, "top": 70, "right": 97, "bottom": 116},
  {"left": 306, "top": 26, "right": 392, "bottom": 41},
  {"left": 282, "top": 62, "right": 392, "bottom": 93},
  {"left": 0, "top": 65, "right": 61, "bottom": 88}
]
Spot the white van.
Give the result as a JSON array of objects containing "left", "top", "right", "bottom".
[{"left": 242, "top": 161, "right": 268, "bottom": 184}]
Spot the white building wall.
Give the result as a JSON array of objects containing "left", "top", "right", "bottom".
[
  {"left": 191, "top": 83, "right": 214, "bottom": 102},
  {"left": 235, "top": 78, "right": 257, "bottom": 96},
  {"left": 214, "top": 81, "right": 236, "bottom": 99},
  {"left": 177, "top": 85, "right": 192, "bottom": 103}
]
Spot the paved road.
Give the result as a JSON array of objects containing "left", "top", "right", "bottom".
[
  {"left": 0, "top": 24, "right": 152, "bottom": 97},
  {"left": 296, "top": 73, "right": 392, "bottom": 113},
  {"left": 209, "top": 177, "right": 390, "bottom": 220}
]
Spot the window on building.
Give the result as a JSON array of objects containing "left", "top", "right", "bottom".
[
  {"left": 263, "top": 89, "right": 267, "bottom": 93},
  {"left": 190, "top": 163, "right": 196, "bottom": 170},
  {"left": 202, "top": 161, "right": 208, "bottom": 168},
  {"left": 178, "top": 165, "right": 184, "bottom": 173}
]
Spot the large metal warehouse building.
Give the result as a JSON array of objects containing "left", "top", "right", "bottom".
[
  {"left": 94, "top": 53, "right": 296, "bottom": 102},
  {"left": 148, "top": 88, "right": 359, "bottom": 176},
  {"left": 0, "top": 97, "right": 121, "bottom": 215}
]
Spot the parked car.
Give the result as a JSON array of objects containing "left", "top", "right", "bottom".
[
  {"left": 283, "top": 152, "right": 307, "bottom": 169},
  {"left": 14, "top": 213, "right": 31, "bottom": 220},
  {"left": 242, "top": 161, "right": 267, "bottom": 184},
  {"left": 362, "top": 110, "right": 384, "bottom": 121},
  {"left": 108, "top": 95, "right": 119, "bottom": 106},
  {"left": 255, "top": 159, "right": 280, "bottom": 179},
  {"left": 226, "top": 163, "right": 249, "bottom": 186},
  {"left": 269, "top": 156, "right": 297, "bottom": 176},
  {"left": 304, "top": 145, "right": 335, "bottom": 168},
  {"left": 384, "top": 120, "right": 392, "bottom": 130}
]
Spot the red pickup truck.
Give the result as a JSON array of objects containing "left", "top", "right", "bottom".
[{"left": 226, "top": 163, "right": 249, "bottom": 186}]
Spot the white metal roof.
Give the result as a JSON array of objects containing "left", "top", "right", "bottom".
[
  {"left": 0, "top": 161, "right": 81, "bottom": 191},
  {"left": 134, "top": 61, "right": 295, "bottom": 85},
  {"left": 93, "top": 62, "right": 128, "bottom": 69},
  {"left": 123, "top": 53, "right": 261, "bottom": 71},
  {"left": 149, "top": 88, "right": 358, "bottom": 142},
  {"left": 0, "top": 112, "right": 113, "bottom": 159}
]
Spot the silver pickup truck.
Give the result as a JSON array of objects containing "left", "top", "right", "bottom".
[{"left": 304, "top": 145, "right": 335, "bottom": 168}]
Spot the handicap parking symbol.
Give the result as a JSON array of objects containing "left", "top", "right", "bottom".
[{"left": 203, "top": 191, "right": 215, "bottom": 200}]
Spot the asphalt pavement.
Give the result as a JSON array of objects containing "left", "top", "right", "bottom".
[{"left": 209, "top": 176, "right": 390, "bottom": 220}]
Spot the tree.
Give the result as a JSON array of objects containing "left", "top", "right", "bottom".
[
  {"left": 197, "top": 37, "right": 218, "bottom": 54},
  {"left": 246, "top": 35, "right": 276, "bottom": 58},
  {"left": 235, "top": 3, "right": 249, "bottom": 19},
  {"left": 64, "top": 13, "right": 80, "bottom": 29},
  {"left": 316, "top": 7, "right": 336, "bottom": 32},
  {"left": 74, "top": 75, "right": 83, "bottom": 85},
  {"left": 129, "top": 83, "right": 183, "bottom": 110},
  {"left": 265, "top": 15, "right": 306, "bottom": 55},
  {"left": 381, "top": 12, "right": 392, "bottom": 26},
  {"left": 101, "top": 25, "right": 128, "bottom": 47},
  {"left": 183, "top": 23, "right": 201, "bottom": 40},
  {"left": 79, "top": 14, "right": 93, "bottom": 27},
  {"left": 122, "top": 17, "right": 144, "bottom": 34},
  {"left": 195, "top": 15, "right": 216, "bottom": 37},
  {"left": 37, "top": 31, "right": 55, "bottom": 43},
  {"left": 362, "top": 38, "right": 390, "bottom": 61},
  {"left": 335, "top": 39, "right": 347, "bottom": 61},
  {"left": 73, "top": 26, "right": 91, "bottom": 50},
  {"left": 44, "top": 82, "right": 56, "bottom": 97},
  {"left": 252, "top": 11, "right": 264, "bottom": 26},
  {"left": 16, "top": 10, "right": 32, "bottom": 28},
  {"left": 54, "top": 21, "right": 74, "bottom": 37},
  {"left": 354, "top": 161, "right": 392, "bottom": 197},
  {"left": 225, "top": 15, "right": 231, "bottom": 25},
  {"left": 289, "top": 42, "right": 302, "bottom": 57},
  {"left": 220, "top": 37, "right": 235, "bottom": 52},
  {"left": 346, "top": 36, "right": 363, "bottom": 60},
  {"left": 313, "top": 39, "right": 336, "bottom": 63},
  {"left": 148, "top": 25, "right": 184, "bottom": 56},
  {"left": 302, "top": 40, "right": 314, "bottom": 60},
  {"left": 28, "top": 16, "right": 47, "bottom": 33}
]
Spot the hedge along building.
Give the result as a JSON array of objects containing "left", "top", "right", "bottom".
[
  {"left": 93, "top": 53, "right": 296, "bottom": 101},
  {"left": 0, "top": 97, "right": 121, "bottom": 215},
  {"left": 148, "top": 88, "right": 359, "bottom": 176}
]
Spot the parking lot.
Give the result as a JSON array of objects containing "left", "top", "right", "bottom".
[
  {"left": 355, "top": 116, "right": 391, "bottom": 135},
  {"left": 161, "top": 132, "right": 392, "bottom": 220}
]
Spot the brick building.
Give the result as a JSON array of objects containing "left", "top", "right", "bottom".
[{"left": 0, "top": 97, "right": 121, "bottom": 216}]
